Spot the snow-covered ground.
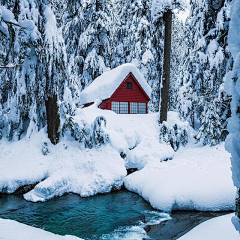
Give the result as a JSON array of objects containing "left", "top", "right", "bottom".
[
  {"left": 0, "top": 218, "right": 82, "bottom": 240},
  {"left": 0, "top": 130, "right": 126, "bottom": 202},
  {"left": 0, "top": 106, "right": 238, "bottom": 238},
  {"left": 0, "top": 105, "right": 173, "bottom": 202},
  {"left": 179, "top": 213, "right": 240, "bottom": 240},
  {"left": 125, "top": 142, "right": 236, "bottom": 212},
  {"left": 0, "top": 105, "right": 236, "bottom": 210}
]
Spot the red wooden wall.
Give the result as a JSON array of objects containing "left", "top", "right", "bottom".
[
  {"left": 85, "top": 72, "right": 150, "bottom": 113},
  {"left": 110, "top": 73, "right": 149, "bottom": 103}
]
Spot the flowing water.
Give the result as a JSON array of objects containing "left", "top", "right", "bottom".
[{"left": 0, "top": 190, "right": 170, "bottom": 239}]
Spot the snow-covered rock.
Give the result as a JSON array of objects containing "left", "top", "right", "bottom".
[
  {"left": 0, "top": 218, "right": 82, "bottom": 240},
  {"left": 179, "top": 213, "right": 240, "bottom": 240}
]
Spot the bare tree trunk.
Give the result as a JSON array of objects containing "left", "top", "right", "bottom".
[
  {"left": 45, "top": 94, "right": 60, "bottom": 145},
  {"left": 160, "top": 9, "right": 173, "bottom": 123}
]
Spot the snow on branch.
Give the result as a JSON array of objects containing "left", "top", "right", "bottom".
[
  {"left": 0, "top": 61, "right": 23, "bottom": 69},
  {"left": 151, "top": 0, "right": 183, "bottom": 22},
  {"left": 2, "top": 19, "right": 25, "bottom": 29},
  {"left": 0, "top": 5, "right": 26, "bottom": 38}
]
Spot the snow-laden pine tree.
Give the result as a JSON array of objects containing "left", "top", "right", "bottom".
[
  {"left": 225, "top": 0, "right": 240, "bottom": 223},
  {"left": 0, "top": 1, "right": 76, "bottom": 143},
  {"left": 169, "top": 15, "right": 185, "bottom": 110},
  {"left": 64, "top": 0, "right": 113, "bottom": 92},
  {"left": 112, "top": 0, "right": 164, "bottom": 112},
  {"left": 178, "top": 0, "right": 232, "bottom": 145}
]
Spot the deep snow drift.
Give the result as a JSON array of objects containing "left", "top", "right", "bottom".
[
  {"left": 179, "top": 213, "right": 240, "bottom": 240},
  {"left": 0, "top": 218, "right": 82, "bottom": 240},
  {"left": 125, "top": 142, "right": 236, "bottom": 212}
]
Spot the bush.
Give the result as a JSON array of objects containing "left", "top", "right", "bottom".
[
  {"left": 159, "top": 122, "right": 188, "bottom": 151},
  {"left": 91, "top": 116, "right": 109, "bottom": 147},
  {"left": 62, "top": 116, "right": 109, "bottom": 148}
]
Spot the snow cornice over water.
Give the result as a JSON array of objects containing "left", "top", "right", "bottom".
[{"left": 79, "top": 63, "right": 152, "bottom": 105}]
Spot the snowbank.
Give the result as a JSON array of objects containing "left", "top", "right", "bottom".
[
  {"left": 179, "top": 213, "right": 240, "bottom": 240},
  {"left": 79, "top": 63, "right": 151, "bottom": 105},
  {"left": 0, "top": 130, "right": 126, "bottom": 202},
  {"left": 0, "top": 218, "right": 82, "bottom": 240},
  {"left": 0, "top": 105, "right": 173, "bottom": 201},
  {"left": 125, "top": 143, "right": 236, "bottom": 212}
]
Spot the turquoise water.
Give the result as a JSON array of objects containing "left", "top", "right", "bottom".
[{"left": 0, "top": 190, "right": 169, "bottom": 239}]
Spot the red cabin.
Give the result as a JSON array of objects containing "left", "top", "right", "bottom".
[{"left": 80, "top": 63, "right": 151, "bottom": 114}]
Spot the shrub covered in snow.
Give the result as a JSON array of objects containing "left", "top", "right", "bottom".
[
  {"left": 62, "top": 117, "right": 91, "bottom": 148},
  {"left": 91, "top": 116, "right": 109, "bottom": 147},
  {"left": 62, "top": 116, "right": 109, "bottom": 149},
  {"left": 159, "top": 112, "right": 189, "bottom": 151}
]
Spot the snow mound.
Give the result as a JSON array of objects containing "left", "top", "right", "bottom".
[
  {"left": 23, "top": 143, "right": 126, "bottom": 202},
  {"left": 0, "top": 128, "right": 126, "bottom": 202},
  {"left": 0, "top": 218, "right": 82, "bottom": 240},
  {"left": 125, "top": 143, "right": 236, "bottom": 212},
  {"left": 79, "top": 63, "right": 151, "bottom": 105},
  {"left": 179, "top": 213, "right": 240, "bottom": 240},
  {"left": 74, "top": 104, "right": 174, "bottom": 169}
]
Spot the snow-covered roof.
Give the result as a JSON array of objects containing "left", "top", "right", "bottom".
[{"left": 80, "top": 63, "right": 152, "bottom": 105}]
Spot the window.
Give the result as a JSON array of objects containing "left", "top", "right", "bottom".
[
  {"left": 112, "top": 102, "right": 147, "bottom": 114},
  {"left": 120, "top": 102, "right": 128, "bottom": 114},
  {"left": 112, "top": 101, "right": 119, "bottom": 113},
  {"left": 126, "top": 82, "right": 132, "bottom": 89},
  {"left": 130, "top": 102, "right": 138, "bottom": 114},
  {"left": 139, "top": 103, "right": 146, "bottom": 114}
]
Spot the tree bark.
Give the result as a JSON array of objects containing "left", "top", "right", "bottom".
[
  {"left": 45, "top": 94, "right": 60, "bottom": 145},
  {"left": 160, "top": 9, "right": 173, "bottom": 123}
]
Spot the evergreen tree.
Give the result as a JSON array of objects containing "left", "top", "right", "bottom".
[
  {"left": 0, "top": 1, "right": 75, "bottom": 143},
  {"left": 112, "top": 0, "right": 164, "bottom": 111},
  {"left": 178, "top": 0, "right": 232, "bottom": 144},
  {"left": 64, "top": 0, "right": 114, "bottom": 92},
  {"left": 169, "top": 15, "right": 185, "bottom": 110},
  {"left": 225, "top": 0, "right": 240, "bottom": 221}
]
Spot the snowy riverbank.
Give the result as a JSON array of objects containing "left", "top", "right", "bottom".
[
  {"left": 0, "top": 106, "right": 173, "bottom": 202},
  {"left": 0, "top": 106, "right": 236, "bottom": 209},
  {"left": 125, "top": 142, "right": 236, "bottom": 212}
]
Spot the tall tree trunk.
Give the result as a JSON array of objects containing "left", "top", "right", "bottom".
[
  {"left": 45, "top": 94, "right": 60, "bottom": 145},
  {"left": 160, "top": 9, "right": 173, "bottom": 123}
]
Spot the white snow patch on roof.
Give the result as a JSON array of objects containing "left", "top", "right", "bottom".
[{"left": 80, "top": 63, "right": 152, "bottom": 105}]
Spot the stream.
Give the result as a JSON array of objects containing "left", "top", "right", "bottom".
[{"left": 0, "top": 190, "right": 231, "bottom": 239}]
